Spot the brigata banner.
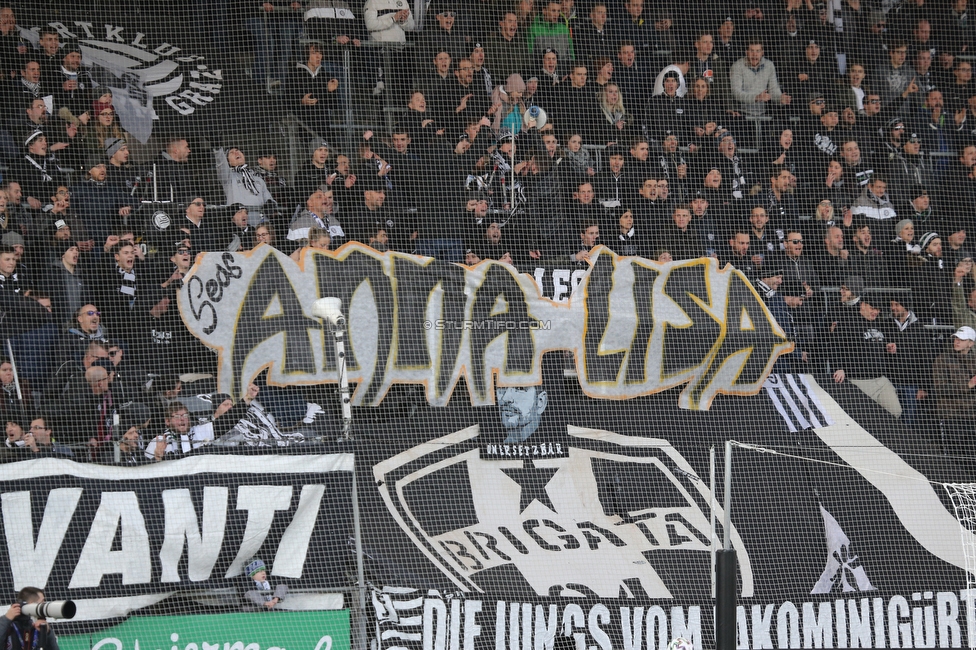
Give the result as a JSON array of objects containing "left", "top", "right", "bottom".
[
  {"left": 58, "top": 611, "right": 350, "bottom": 650},
  {"left": 355, "top": 373, "right": 976, "bottom": 650},
  {"left": 0, "top": 454, "right": 353, "bottom": 620},
  {"left": 178, "top": 244, "right": 791, "bottom": 410}
]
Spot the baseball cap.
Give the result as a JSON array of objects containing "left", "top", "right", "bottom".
[{"left": 953, "top": 326, "right": 976, "bottom": 341}]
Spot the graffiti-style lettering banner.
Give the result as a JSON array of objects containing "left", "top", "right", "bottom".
[{"left": 177, "top": 244, "right": 791, "bottom": 409}]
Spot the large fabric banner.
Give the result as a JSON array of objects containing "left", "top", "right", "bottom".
[
  {"left": 178, "top": 244, "right": 791, "bottom": 410},
  {"left": 356, "top": 375, "right": 976, "bottom": 650},
  {"left": 0, "top": 454, "right": 353, "bottom": 620}
]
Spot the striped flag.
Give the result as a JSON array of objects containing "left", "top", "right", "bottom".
[{"left": 763, "top": 374, "right": 833, "bottom": 432}]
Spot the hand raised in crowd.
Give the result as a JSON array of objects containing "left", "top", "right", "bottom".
[
  {"left": 327, "top": 79, "right": 339, "bottom": 92},
  {"left": 302, "top": 93, "right": 318, "bottom": 105},
  {"left": 150, "top": 297, "right": 171, "bottom": 319},
  {"left": 902, "top": 77, "right": 919, "bottom": 98},
  {"left": 244, "top": 383, "right": 260, "bottom": 403}
]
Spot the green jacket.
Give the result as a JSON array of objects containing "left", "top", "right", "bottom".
[
  {"left": 526, "top": 15, "right": 574, "bottom": 63},
  {"left": 952, "top": 282, "right": 976, "bottom": 330}
]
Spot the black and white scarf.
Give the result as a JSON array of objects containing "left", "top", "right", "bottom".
[
  {"left": 117, "top": 265, "right": 137, "bottom": 304},
  {"left": 20, "top": 78, "right": 40, "bottom": 96},
  {"left": 25, "top": 155, "right": 51, "bottom": 183},
  {"left": 256, "top": 167, "right": 286, "bottom": 188},
  {"left": 234, "top": 164, "right": 260, "bottom": 195}
]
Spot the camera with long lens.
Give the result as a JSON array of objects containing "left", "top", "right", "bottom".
[{"left": 20, "top": 601, "right": 76, "bottom": 619}]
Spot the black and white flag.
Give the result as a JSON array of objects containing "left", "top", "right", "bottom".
[{"left": 763, "top": 373, "right": 833, "bottom": 432}]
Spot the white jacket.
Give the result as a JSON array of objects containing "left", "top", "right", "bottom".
[{"left": 363, "top": 0, "right": 415, "bottom": 43}]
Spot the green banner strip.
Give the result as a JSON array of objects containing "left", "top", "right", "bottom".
[{"left": 59, "top": 610, "right": 351, "bottom": 650}]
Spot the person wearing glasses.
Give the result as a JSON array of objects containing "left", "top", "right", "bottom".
[
  {"left": 872, "top": 41, "right": 919, "bottom": 110},
  {"left": 146, "top": 403, "right": 214, "bottom": 461},
  {"left": 419, "top": 4, "right": 467, "bottom": 65},
  {"left": 163, "top": 196, "right": 223, "bottom": 253},
  {"left": 772, "top": 229, "right": 821, "bottom": 362},
  {"left": 23, "top": 416, "right": 72, "bottom": 459}
]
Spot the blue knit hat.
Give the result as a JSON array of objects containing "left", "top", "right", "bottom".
[{"left": 246, "top": 558, "right": 266, "bottom": 577}]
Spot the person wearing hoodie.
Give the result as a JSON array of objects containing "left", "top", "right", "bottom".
[
  {"left": 214, "top": 146, "right": 276, "bottom": 211},
  {"left": 851, "top": 175, "right": 898, "bottom": 239},
  {"left": 286, "top": 42, "right": 340, "bottom": 134}
]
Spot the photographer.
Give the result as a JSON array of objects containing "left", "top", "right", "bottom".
[{"left": 2, "top": 587, "right": 59, "bottom": 650}]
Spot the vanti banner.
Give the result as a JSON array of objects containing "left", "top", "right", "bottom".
[{"left": 0, "top": 454, "right": 353, "bottom": 620}]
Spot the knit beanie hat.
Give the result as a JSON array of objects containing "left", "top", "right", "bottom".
[
  {"left": 919, "top": 231, "right": 940, "bottom": 252},
  {"left": 104, "top": 137, "right": 126, "bottom": 159},
  {"left": 309, "top": 137, "right": 329, "bottom": 156},
  {"left": 246, "top": 558, "right": 267, "bottom": 577}
]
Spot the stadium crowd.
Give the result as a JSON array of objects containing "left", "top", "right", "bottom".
[{"left": 1, "top": 0, "right": 976, "bottom": 460}]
